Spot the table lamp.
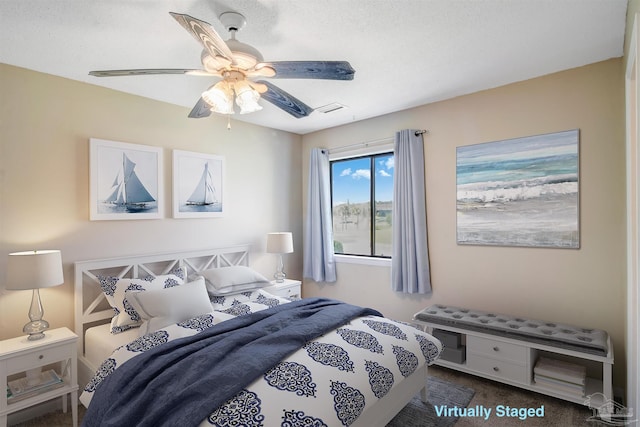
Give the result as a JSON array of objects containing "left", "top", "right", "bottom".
[
  {"left": 266, "top": 232, "right": 294, "bottom": 283},
  {"left": 6, "top": 250, "right": 64, "bottom": 340}
]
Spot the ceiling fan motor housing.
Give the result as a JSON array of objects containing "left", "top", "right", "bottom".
[
  {"left": 219, "top": 12, "right": 246, "bottom": 32},
  {"left": 225, "top": 38, "right": 264, "bottom": 67}
]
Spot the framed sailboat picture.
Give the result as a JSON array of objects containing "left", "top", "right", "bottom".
[
  {"left": 89, "top": 138, "right": 164, "bottom": 220},
  {"left": 172, "top": 150, "right": 225, "bottom": 218}
]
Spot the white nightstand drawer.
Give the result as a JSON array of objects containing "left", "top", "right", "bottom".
[
  {"left": 264, "top": 280, "right": 301, "bottom": 300},
  {"left": 279, "top": 286, "right": 299, "bottom": 299},
  {"left": 467, "top": 335, "right": 527, "bottom": 361},
  {"left": 5, "top": 343, "right": 71, "bottom": 374},
  {"left": 466, "top": 353, "right": 529, "bottom": 384}
]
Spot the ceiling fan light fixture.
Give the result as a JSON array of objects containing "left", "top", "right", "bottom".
[
  {"left": 234, "top": 80, "right": 263, "bottom": 114},
  {"left": 202, "top": 81, "right": 234, "bottom": 115}
]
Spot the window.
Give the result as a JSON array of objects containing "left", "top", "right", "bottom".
[{"left": 330, "top": 152, "right": 394, "bottom": 257}]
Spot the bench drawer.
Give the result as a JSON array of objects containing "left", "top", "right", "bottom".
[
  {"left": 467, "top": 335, "right": 527, "bottom": 362},
  {"left": 466, "top": 352, "right": 529, "bottom": 384}
]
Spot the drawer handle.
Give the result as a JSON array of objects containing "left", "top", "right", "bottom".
[
  {"left": 493, "top": 366, "right": 500, "bottom": 372},
  {"left": 492, "top": 346, "right": 500, "bottom": 352},
  {"left": 38, "top": 355, "right": 44, "bottom": 360}
]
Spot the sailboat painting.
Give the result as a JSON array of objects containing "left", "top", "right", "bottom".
[
  {"left": 90, "top": 139, "right": 163, "bottom": 220},
  {"left": 173, "top": 150, "right": 225, "bottom": 218}
]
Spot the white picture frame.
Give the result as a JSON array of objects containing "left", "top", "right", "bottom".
[
  {"left": 89, "top": 138, "right": 163, "bottom": 220},
  {"left": 173, "top": 150, "right": 225, "bottom": 218}
]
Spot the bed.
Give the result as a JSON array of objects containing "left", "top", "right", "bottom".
[{"left": 74, "top": 246, "right": 442, "bottom": 426}]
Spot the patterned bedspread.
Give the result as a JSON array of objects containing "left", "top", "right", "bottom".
[{"left": 80, "top": 290, "right": 442, "bottom": 426}]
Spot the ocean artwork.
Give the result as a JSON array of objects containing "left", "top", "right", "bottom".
[
  {"left": 456, "top": 129, "right": 579, "bottom": 248},
  {"left": 173, "top": 150, "right": 225, "bottom": 218},
  {"left": 90, "top": 138, "right": 163, "bottom": 220}
]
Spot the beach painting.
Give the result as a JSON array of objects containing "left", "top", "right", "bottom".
[{"left": 456, "top": 129, "right": 579, "bottom": 248}]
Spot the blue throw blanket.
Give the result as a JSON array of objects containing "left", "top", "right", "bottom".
[{"left": 82, "top": 297, "right": 381, "bottom": 427}]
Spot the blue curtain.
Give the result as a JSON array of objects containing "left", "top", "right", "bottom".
[
  {"left": 391, "top": 130, "right": 431, "bottom": 293},
  {"left": 303, "top": 148, "right": 337, "bottom": 282}
]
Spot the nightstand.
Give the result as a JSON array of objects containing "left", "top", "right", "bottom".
[
  {"left": 0, "top": 327, "right": 78, "bottom": 427},
  {"left": 263, "top": 279, "right": 302, "bottom": 300}
]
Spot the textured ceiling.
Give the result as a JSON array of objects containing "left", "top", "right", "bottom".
[{"left": 0, "top": 0, "right": 628, "bottom": 135}]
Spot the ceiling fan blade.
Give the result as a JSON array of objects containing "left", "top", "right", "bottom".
[
  {"left": 89, "top": 69, "right": 209, "bottom": 77},
  {"left": 188, "top": 97, "right": 212, "bottom": 119},
  {"left": 170, "top": 12, "right": 234, "bottom": 63},
  {"left": 257, "top": 80, "right": 313, "bottom": 118},
  {"left": 264, "top": 61, "right": 355, "bottom": 80}
]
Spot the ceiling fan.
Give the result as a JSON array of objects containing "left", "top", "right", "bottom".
[{"left": 89, "top": 11, "right": 355, "bottom": 119}]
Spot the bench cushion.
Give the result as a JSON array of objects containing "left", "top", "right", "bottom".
[{"left": 414, "top": 304, "right": 608, "bottom": 356}]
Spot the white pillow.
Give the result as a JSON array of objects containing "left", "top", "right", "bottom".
[
  {"left": 98, "top": 267, "right": 186, "bottom": 334},
  {"left": 199, "top": 266, "right": 270, "bottom": 295},
  {"left": 210, "top": 289, "right": 292, "bottom": 310},
  {"left": 207, "top": 281, "right": 271, "bottom": 296},
  {"left": 126, "top": 277, "right": 212, "bottom": 335}
]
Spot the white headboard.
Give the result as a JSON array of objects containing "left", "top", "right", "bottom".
[{"left": 74, "top": 245, "right": 251, "bottom": 370}]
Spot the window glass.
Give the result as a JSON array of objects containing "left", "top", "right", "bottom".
[
  {"left": 374, "top": 154, "right": 394, "bottom": 256},
  {"left": 331, "top": 152, "right": 393, "bottom": 258}
]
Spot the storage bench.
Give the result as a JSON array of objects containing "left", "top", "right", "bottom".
[{"left": 414, "top": 304, "right": 614, "bottom": 410}]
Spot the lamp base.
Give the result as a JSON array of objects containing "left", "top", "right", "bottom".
[
  {"left": 23, "top": 319, "right": 49, "bottom": 341},
  {"left": 274, "top": 254, "right": 286, "bottom": 283},
  {"left": 23, "top": 288, "right": 49, "bottom": 340}
]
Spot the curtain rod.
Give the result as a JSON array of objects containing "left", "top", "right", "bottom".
[{"left": 328, "top": 129, "right": 429, "bottom": 154}]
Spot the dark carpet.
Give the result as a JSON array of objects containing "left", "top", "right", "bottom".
[
  {"left": 387, "top": 376, "right": 476, "bottom": 427},
  {"left": 12, "top": 376, "right": 473, "bottom": 426}
]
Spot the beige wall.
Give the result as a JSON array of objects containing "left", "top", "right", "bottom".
[
  {"left": 0, "top": 63, "right": 303, "bottom": 340},
  {"left": 0, "top": 57, "right": 628, "bottom": 388},
  {"left": 301, "top": 59, "right": 627, "bottom": 386}
]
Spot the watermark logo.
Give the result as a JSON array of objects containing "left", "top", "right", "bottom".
[{"left": 584, "top": 393, "right": 636, "bottom": 426}]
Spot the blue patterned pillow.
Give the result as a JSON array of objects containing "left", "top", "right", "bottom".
[{"left": 98, "top": 267, "right": 186, "bottom": 334}]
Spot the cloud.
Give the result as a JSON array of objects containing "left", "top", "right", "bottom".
[
  {"left": 378, "top": 170, "right": 391, "bottom": 177},
  {"left": 339, "top": 167, "right": 371, "bottom": 180},
  {"left": 384, "top": 157, "right": 394, "bottom": 169},
  {"left": 352, "top": 169, "right": 370, "bottom": 180}
]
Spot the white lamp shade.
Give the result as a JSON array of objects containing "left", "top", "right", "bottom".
[
  {"left": 235, "top": 80, "right": 263, "bottom": 114},
  {"left": 202, "top": 81, "right": 234, "bottom": 115},
  {"left": 6, "top": 250, "right": 64, "bottom": 290},
  {"left": 266, "top": 232, "right": 294, "bottom": 254}
]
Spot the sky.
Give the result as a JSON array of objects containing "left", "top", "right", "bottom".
[{"left": 331, "top": 154, "right": 394, "bottom": 205}]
